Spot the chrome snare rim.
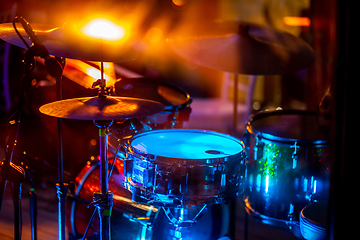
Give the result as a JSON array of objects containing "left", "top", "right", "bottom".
[{"left": 126, "top": 129, "right": 246, "bottom": 166}]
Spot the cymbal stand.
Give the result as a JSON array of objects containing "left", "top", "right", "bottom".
[
  {"left": 92, "top": 62, "right": 113, "bottom": 240},
  {"left": 53, "top": 57, "right": 66, "bottom": 240},
  {"left": 0, "top": 45, "right": 34, "bottom": 240},
  {"left": 93, "top": 120, "right": 113, "bottom": 240}
]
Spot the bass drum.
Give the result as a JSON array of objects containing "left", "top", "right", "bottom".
[
  {"left": 66, "top": 159, "right": 229, "bottom": 240},
  {"left": 109, "top": 77, "right": 192, "bottom": 153},
  {"left": 244, "top": 110, "right": 330, "bottom": 227}
]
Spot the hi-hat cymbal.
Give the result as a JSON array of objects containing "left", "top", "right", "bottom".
[
  {"left": 168, "top": 21, "right": 315, "bottom": 75},
  {"left": 0, "top": 22, "right": 138, "bottom": 62},
  {"left": 39, "top": 96, "right": 165, "bottom": 120}
]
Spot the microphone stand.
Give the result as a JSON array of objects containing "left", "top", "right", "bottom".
[
  {"left": 1, "top": 17, "right": 65, "bottom": 240},
  {"left": 54, "top": 57, "right": 67, "bottom": 240},
  {"left": 0, "top": 47, "right": 35, "bottom": 240}
]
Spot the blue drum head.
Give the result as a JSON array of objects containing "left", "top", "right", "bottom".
[{"left": 130, "top": 129, "right": 244, "bottom": 159}]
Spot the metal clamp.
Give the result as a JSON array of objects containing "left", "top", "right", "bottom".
[{"left": 92, "top": 191, "right": 113, "bottom": 217}]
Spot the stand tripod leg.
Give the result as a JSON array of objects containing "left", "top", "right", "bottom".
[
  {"left": 29, "top": 186, "right": 37, "bottom": 240},
  {"left": 11, "top": 182, "right": 22, "bottom": 240}
]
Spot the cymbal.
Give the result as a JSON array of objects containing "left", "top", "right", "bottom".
[
  {"left": 0, "top": 22, "right": 138, "bottom": 62},
  {"left": 39, "top": 96, "right": 165, "bottom": 120},
  {"left": 168, "top": 21, "right": 315, "bottom": 75}
]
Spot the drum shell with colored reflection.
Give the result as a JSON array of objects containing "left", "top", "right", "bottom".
[
  {"left": 244, "top": 110, "right": 330, "bottom": 226},
  {"left": 124, "top": 129, "right": 247, "bottom": 207}
]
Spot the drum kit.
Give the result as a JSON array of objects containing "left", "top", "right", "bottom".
[{"left": 0, "top": 14, "right": 329, "bottom": 240}]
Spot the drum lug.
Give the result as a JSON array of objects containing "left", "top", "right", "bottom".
[
  {"left": 287, "top": 202, "right": 295, "bottom": 229},
  {"left": 290, "top": 142, "right": 299, "bottom": 169},
  {"left": 254, "top": 137, "right": 263, "bottom": 161},
  {"left": 167, "top": 109, "right": 180, "bottom": 128},
  {"left": 244, "top": 130, "right": 251, "bottom": 157},
  {"left": 123, "top": 158, "right": 133, "bottom": 180},
  {"left": 92, "top": 191, "right": 114, "bottom": 217}
]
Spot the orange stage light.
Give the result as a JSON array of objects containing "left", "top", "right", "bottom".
[
  {"left": 283, "top": 17, "right": 311, "bottom": 27},
  {"left": 81, "top": 18, "right": 126, "bottom": 41}
]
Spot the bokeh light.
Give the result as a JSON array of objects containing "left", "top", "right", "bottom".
[{"left": 81, "top": 18, "right": 126, "bottom": 41}]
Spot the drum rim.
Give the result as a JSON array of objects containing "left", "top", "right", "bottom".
[
  {"left": 246, "top": 110, "right": 329, "bottom": 146},
  {"left": 127, "top": 129, "right": 246, "bottom": 164},
  {"left": 115, "top": 77, "right": 192, "bottom": 110},
  {"left": 300, "top": 201, "right": 328, "bottom": 229}
]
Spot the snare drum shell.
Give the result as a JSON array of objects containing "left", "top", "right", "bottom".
[{"left": 125, "top": 129, "right": 247, "bottom": 207}]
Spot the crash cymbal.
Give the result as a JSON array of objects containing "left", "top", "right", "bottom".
[
  {"left": 0, "top": 22, "right": 138, "bottom": 62},
  {"left": 168, "top": 21, "right": 314, "bottom": 75},
  {"left": 39, "top": 95, "right": 165, "bottom": 120}
]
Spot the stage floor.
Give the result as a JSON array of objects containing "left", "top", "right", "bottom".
[{"left": 0, "top": 181, "right": 301, "bottom": 240}]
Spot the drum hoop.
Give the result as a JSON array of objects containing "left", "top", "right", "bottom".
[
  {"left": 115, "top": 78, "right": 192, "bottom": 111},
  {"left": 127, "top": 129, "right": 246, "bottom": 165},
  {"left": 164, "top": 90, "right": 192, "bottom": 111},
  {"left": 300, "top": 202, "right": 328, "bottom": 229},
  {"left": 246, "top": 110, "right": 329, "bottom": 146}
]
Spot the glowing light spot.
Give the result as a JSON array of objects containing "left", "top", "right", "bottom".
[
  {"left": 172, "top": 0, "right": 187, "bottom": 6},
  {"left": 145, "top": 28, "right": 163, "bottom": 44},
  {"left": 304, "top": 177, "right": 308, "bottom": 192},
  {"left": 256, "top": 174, "right": 261, "bottom": 192},
  {"left": 86, "top": 67, "right": 110, "bottom": 82},
  {"left": 81, "top": 18, "right": 126, "bottom": 41},
  {"left": 253, "top": 101, "right": 261, "bottom": 110},
  {"left": 90, "top": 139, "right": 97, "bottom": 146},
  {"left": 265, "top": 174, "right": 270, "bottom": 194},
  {"left": 283, "top": 17, "right": 311, "bottom": 27}
]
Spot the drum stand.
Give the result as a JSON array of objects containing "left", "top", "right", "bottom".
[
  {"left": 90, "top": 63, "right": 114, "bottom": 240},
  {"left": 93, "top": 120, "right": 113, "bottom": 240}
]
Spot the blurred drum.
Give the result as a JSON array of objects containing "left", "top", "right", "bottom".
[
  {"left": 300, "top": 201, "right": 328, "bottom": 240},
  {"left": 66, "top": 160, "right": 230, "bottom": 240},
  {"left": 109, "top": 77, "right": 192, "bottom": 153},
  {"left": 244, "top": 110, "right": 330, "bottom": 227},
  {"left": 124, "top": 129, "right": 247, "bottom": 208}
]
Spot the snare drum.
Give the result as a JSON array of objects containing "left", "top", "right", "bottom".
[
  {"left": 244, "top": 110, "right": 330, "bottom": 226},
  {"left": 124, "top": 129, "right": 247, "bottom": 207}
]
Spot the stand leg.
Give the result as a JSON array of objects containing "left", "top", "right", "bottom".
[
  {"left": 56, "top": 75, "right": 66, "bottom": 240},
  {"left": 11, "top": 182, "right": 22, "bottom": 240},
  {"left": 228, "top": 199, "right": 236, "bottom": 240},
  {"left": 30, "top": 186, "right": 37, "bottom": 240}
]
